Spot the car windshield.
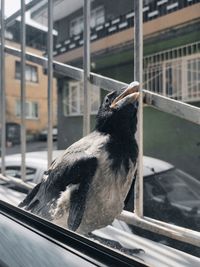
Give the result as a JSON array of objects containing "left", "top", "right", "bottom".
[{"left": 145, "top": 168, "right": 200, "bottom": 203}]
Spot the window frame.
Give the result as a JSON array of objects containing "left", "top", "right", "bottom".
[
  {"left": 0, "top": 201, "right": 148, "bottom": 267},
  {"left": 15, "top": 100, "right": 39, "bottom": 120},
  {"left": 1, "top": 0, "right": 200, "bottom": 258},
  {"left": 63, "top": 80, "right": 100, "bottom": 117},
  {"left": 15, "top": 61, "right": 39, "bottom": 83},
  {"left": 69, "top": 6, "right": 105, "bottom": 37}
]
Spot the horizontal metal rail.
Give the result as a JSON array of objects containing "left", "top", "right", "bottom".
[
  {"left": 0, "top": 174, "right": 34, "bottom": 191},
  {"left": 2, "top": 44, "right": 200, "bottom": 125},
  {"left": 118, "top": 211, "right": 200, "bottom": 247},
  {"left": 0, "top": 0, "right": 6, "bottom": 176},
  {"left": 144, "top": 89, "right": 200, "bottom": 124}
]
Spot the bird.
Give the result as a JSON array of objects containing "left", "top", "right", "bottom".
[{"left": 19, "top": 81, "right": 140, "bottom": 235}]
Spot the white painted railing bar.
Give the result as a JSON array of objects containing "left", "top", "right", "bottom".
[
  {"left": 0, "top": 0, "right": 6, "bottom": 176},
  {"left": 83, "top": 0, "right": 91, "bottom": 136},
  {"left": 20, "top": 0, "right": 26, "bottom": 182},
  {"left": 47, "top": 0, "right": 53, "bottom": 167},
  {"left": 144, "top": 89, "right": 200, "bottom": 124},
  {"left": 118, "top": 211, "right": 200, "bottom": 247},
  {"left": 0, "top": 174, "right": 34, "bottom": 191},
  {"left": 134, "top": 0, "right": 144, "bottom": 218}
]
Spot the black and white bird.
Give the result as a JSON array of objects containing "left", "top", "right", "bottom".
[{"left": 19, "top": 81, "right": 139, "bottom": 235}]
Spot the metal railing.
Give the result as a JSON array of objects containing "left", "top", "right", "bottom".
[
  {"left": 0, "top": 0, "right": 200, "bottom": 250},
  {"left": 143, "top": 42, "right": 200, "bottom": 102}
]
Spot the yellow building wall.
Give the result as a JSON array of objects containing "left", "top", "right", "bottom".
[{"left": 5, "top": 41, "right": 57, "bottom": 135}]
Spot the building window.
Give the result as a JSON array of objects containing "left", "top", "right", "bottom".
[
  {"left": 16, "top": 100, "right": 39, "bottom": 119},
  {"left": 70, "top": 6, "right": 105, "bottom": 36},
  {"left": 90, "top": 6, "right": 105, "bottom": 28},
  {"left": 69, "top": 82, "right": 81, "bottom": 115},
  {"left": 63, "top": 81, "right": 100, "bottom": 116},
  {"left": 70, "top": 17, "right": 84, "bottom": 37},
  {"left": 15, "top": 61, "right": 38, "bottom": 83}
]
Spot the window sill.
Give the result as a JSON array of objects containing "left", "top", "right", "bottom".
[
  {"left": 16, "top": 116, "right": 39, "bottom": 120},
  {"left": 15, "top": 78, "right": 39, "bottom": 84},
  {"left": 64, "top": 112, "right": 98, "bottom": 117}
]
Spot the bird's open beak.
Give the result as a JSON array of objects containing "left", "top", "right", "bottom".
[{"left": 110, "top": 81, "right": 140, "bottom": 109}]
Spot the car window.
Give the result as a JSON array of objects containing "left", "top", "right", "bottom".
[
  {"left": 155, "top": 169, "right": 200, "bottom": 203},
  {"left": 144, "top": 174, "right": 166, "bottom": 201},
  {"left": 5, "top": 166, "right": 36, "bottom": 181}
]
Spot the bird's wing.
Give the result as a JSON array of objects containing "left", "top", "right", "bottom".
[{"left": 19, "top": 139, "right": 98, "bottom": 228}]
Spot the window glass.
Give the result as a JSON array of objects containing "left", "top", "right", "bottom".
[
  {"left": 69, "top": 83, "right": 80, "bottom": 114},
  {"left": 16, "top": 100, "right": 39, "bottom": 119},
  {"left": 26, "top": 65, "right": 32, "bottom": 81}
]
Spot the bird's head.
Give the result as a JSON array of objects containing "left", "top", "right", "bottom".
[{"left": 96, "top": 81, "right": 140, "bottom": 137}]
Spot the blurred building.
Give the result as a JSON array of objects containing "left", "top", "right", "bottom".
[{"left": 2, "top": 19, "right": 57, "bottom": 143}]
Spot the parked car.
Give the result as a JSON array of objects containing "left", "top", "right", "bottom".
[
  {"left": 0, "top": 150, "right": 63, "bottom": 185},
  {"left": 0, "top": 153, "right": 200, "bottom": 230},
  {"left": 143, "top": 159, "right": 200, "bottom": 231},
  {"left": 39, "top": 127, "right": 58, "bottom": 141}
]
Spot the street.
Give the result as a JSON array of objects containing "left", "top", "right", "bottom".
[{"left": 5, "top": 141, "right": 58, "bottom": 155}]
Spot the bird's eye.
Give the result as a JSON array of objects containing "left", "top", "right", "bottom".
[{"left": 105, "top": 97, "right": 110, "bottom": 104}]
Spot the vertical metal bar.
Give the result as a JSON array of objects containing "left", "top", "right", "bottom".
[
  {"left": 150, "top": 56, "right": 153, "bottom": 91},
  {"left": 83, "top": 0, "right": 91, "bottom": 136},
  {"left": 134, "top": 0, "right": 143, "bottom": 217},
  {"left": 47, "top": 0, "right": 53, "bottom": 167},
  {"left": 181, "top": 58, "right": 187, "bottom": 102},
  {"left": 20, "top": 0, "right": 26, "bottom": 181},
  {"left": 159, "top": 54, "right": 162, "bottom": 94},
  {"left": 163, "top": 61, "right": 166, "bottom": 96},
  {"left": 195, "top": 57, "right": 198, "bottom": 98},
  {"left": 0, "top": 0, "right": 6, "bottom": 175}
]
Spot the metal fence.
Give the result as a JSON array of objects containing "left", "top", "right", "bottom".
[
  {"left": 1, "top": 0, "right": 200, "bottom": 249},
  {"left": 143, "top": 41, "right": 200, "bottom": 102}
]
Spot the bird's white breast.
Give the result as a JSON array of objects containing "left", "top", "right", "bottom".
[{"left": 77, "top": 147, "right": 136, "bottom": 234}]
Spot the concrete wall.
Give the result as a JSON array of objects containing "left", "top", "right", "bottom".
[{"left": 143, "top": 105, "right": 200, "bottom": 179}]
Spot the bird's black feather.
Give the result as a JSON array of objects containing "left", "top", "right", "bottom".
[
  {"left": 19, "top": 149, "right": 98, "bottom": 222},
  {"left": 68, "top": 157, "right": 98, "bottom": 231}
]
